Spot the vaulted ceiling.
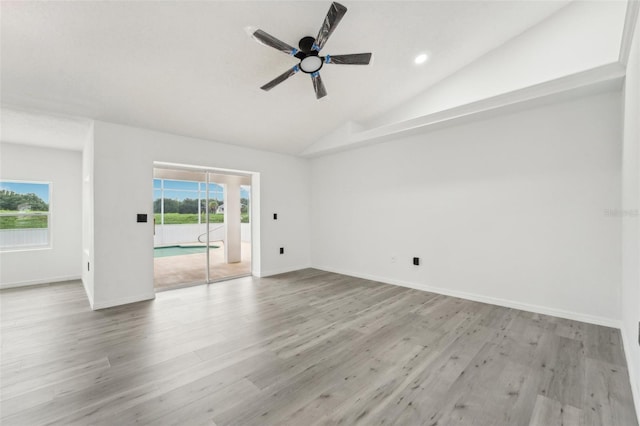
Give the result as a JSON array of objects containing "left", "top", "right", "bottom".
[{"left": 0, "top": 1, "right": 630, "bottom": 155}]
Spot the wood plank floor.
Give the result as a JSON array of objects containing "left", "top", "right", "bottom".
[{"left": 1, "top": 269, "right": 637, "bottom": 425}]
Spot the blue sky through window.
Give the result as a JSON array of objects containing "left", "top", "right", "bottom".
[
  {"left": 0, "top": 181, "right": 50, "bottom": 203},
  {"left": 163, "top": 180, "right": 198, "bottom": 191}
]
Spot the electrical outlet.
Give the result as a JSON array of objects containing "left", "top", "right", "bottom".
[
  {"left": 273, "top": 213, "right": 278, "bottom": 220},
  {"left": 413, "top": 257, "right": 420, "bottom": 266},
  {"left": 279, "top": 247, "right": 284, "bottom": 255}
]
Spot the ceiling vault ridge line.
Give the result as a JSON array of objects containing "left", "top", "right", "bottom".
[
  {"left": 619, "top": 0, "right": 640, "bottom": 65},
  {"left": 299, "top": 62, "right": 627, "bottom": 158},
  {"left": 1, "top": 104, "right": 92, "bottom": 125}
]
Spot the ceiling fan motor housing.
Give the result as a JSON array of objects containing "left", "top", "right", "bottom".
[{"left": 298, "top": 36, "right": 317, "bottom": 53}]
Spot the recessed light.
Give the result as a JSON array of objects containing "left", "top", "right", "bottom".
[{"left": 414, "top": 53, "right": 428, "bottom": 65}]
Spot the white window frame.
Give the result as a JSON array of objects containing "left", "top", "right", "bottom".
[{"left": 0, "top": 179, "right": 52, "bottom": 252}]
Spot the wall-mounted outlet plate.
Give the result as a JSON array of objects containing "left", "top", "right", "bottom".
[{"left": 280, "top": 247, "right": 284, "bottom": 254}]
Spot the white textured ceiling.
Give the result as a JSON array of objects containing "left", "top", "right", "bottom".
[
  {"left": 0, "top": 107, "right": 92, "bottom": 151},
  {"left": 1, "top": 1, "right": 571, "bottom": 154}
]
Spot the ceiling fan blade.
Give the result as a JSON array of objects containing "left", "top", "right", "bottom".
[
  {"left": 311, "top": 72, "right": 327, "bottom": 99},
  {"left": 314, "top": 2, "right": 347, "bottom": 51},
  {"left": 252, "top": 29, "right": 298, "bottom": 56},
  {"left": 261, "top": 66, "right": 300, "bottom": 91},
  {"left": 325, "top": 53, "right": 372, "bottom": 65}
]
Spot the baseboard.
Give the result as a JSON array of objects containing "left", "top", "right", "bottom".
[
  {"left": 0, "top": 275, "right": 82, "bottom": 289},
  {"left": 314, "top": 265, "right": 620, "bottom": 328},
  {"left": 621, "top": 326, "right": 640, "bottom": 423},
  {"left": 257, "top": 264, "right": 312, "bottom": 278},
  {"left": 92, "top": 292, "right": 156, "bottom": 310}
]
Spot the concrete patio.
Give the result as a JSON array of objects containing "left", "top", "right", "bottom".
[{"left": 153, "top": 241, "right": 251, "bottom": 291}]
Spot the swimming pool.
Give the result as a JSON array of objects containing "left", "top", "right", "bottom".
[{"left": 154, "top": 245, "right": 220, "bottom": 258}]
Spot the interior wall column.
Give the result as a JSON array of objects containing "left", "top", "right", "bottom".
[{"left": 224, "top": 177, "right": 242, "bottom": 263}]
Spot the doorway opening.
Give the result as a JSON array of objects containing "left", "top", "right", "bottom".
[{"left": 152, "top": 165, "right": 252, "bottom": 291}]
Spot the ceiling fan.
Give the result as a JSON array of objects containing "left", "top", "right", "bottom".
[{"left": 251, "top": 2, "right": 372, "bottom": 100}]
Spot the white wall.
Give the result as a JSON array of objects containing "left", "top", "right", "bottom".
[
  {"left": 91, "top": 121, "right": 310, "bottom": 309},
  {"left": 82, "top": 131, "right": 95, "bottom": 304},
  {"left": 311, "top": 90, "right": 622, "bottom": 325},
  {"left": 621, "top": 8, "right": 640, "bottom": 416},
  {"left": 0, "top": 143, "right": 82, "bottom": 288}
]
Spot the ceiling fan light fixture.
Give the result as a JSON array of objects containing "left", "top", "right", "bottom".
[{"left": 300, "top": 55, "right": 323, "bottom": 73}]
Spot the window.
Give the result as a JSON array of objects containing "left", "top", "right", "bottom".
[
  {"left": 241, "top": 185, "right": 250, "bottom": 224},
  {"left": 153, "top": 179, "right": 225, "bottom": 225},
  {"left": 0, "top": 180, "right": 51, "bottom": 250},
  {"left": 152, "top": 178, "right": 250, "bottom": 225}
]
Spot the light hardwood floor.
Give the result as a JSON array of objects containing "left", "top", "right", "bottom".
[{"left": 0, "top": 269, "right": 637, "bottom": 425}]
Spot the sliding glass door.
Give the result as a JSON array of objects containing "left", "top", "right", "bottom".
[{"left": 152, "top": 166, "right": 251, "bottom": 291}]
